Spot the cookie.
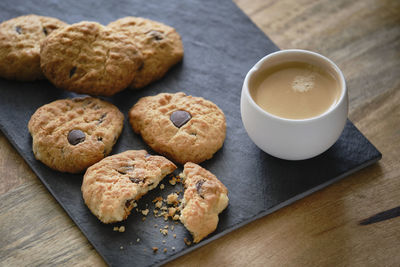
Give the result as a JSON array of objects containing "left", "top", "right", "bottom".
[
  {"left": 129, "top": 92, "right": 226, "bottom": 164},
  {"left": 179, "top": 162, "right": 229, "bottom": 243},
  {"left": 0, "top": 14, "right": 67, "bottom": 81},
  {"left": 81, "top": 150, "right": 177, "bottom": 223},
  {"left": 108, "top": 17, "right": 183, "bottom": 89},
  {"left": 40, "top": 21, "right": 143, "bottom": 96},
  {"left": 28, "top": 97, "right": 124, "bottom": 173}
]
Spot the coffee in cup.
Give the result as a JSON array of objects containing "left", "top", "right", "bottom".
[{"left": 249, "top": 61, "right": 341, "bottom": 120}]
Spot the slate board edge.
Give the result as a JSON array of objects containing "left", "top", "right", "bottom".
[
  {"left": 156, "top": 154, "right": 381, "bottom": 266},
  {"left": 0, "top": 119, "right": 382, "bottom": 267}
]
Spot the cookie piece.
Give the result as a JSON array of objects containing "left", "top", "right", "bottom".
[
  {"left": 129, "top": 92, "right": 226, "bottom": 164},
  {"left": 81, "top": 150, "right": 177, "bottom": 223},
  {"left": 179, "top": 162, "right": 229, "bottom": 243},
  {"left": 108, "top": 17, "right": 183, "bottom": 89},
  {"left": 28, "top": 97, "right": 124, "bottom": 173},
  {"left": 40, "top": 21, "right": 143, "bottom": 96},
  {"left": 0, "top": 14, "right": 67, "bottom": 81}
]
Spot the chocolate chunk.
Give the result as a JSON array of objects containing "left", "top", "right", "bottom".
[
  {"left": 43, "top": 27, "right": 48, "bottom": 35},
  {"left": 148, "top": 30, "right": 164, "bottom": 41},
  {"left": 170, "top": 110, "right": 191, "bottom": 128},
  {"left": 67, "top": 129, "right": 85, "bottom": 145},
  {"left": 129, "top": 177, "right": 142, "bottom": 183},
  {"left": 97, "top": 136, "right": 103, "bottom": 141},
  {"left": 69, "top": 67, "right": 77, "bottom": 78},
  {"left": 196, "top": 180, "right": 204, "bottom": 194}
]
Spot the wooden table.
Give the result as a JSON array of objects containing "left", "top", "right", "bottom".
[{"left": 1, "top": 0, "right": 399, "bottom": 266}]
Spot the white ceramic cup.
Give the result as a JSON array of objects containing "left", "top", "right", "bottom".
[{"left": 240, "top": 49, "right": 348, "bottom": 160}]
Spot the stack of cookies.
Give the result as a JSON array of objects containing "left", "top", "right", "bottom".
[
  {"left": 1, "top": 14, "right": 228, "bottom": 244},
  {"left": 0, "top": 14, "right": 184, "bottom": 95}
]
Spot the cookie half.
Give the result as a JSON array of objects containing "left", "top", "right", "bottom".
[
  {"left": 81, "top": 150, "right": 177, "bottom": 223},
  {"left": 108, "top": 16, "right": 183, "bottom": 89},
  {"left": 28, "top": 97, "right": 124, "bottom": 173},
  {"left": 179, "top": 162, "right": 229, "bottom": 243},
  {"left": 129, "top": 92, "right": 226, "bottom": 164},
  {"left": 0, "top": 14, "right": 67, "bottom": 81},
  {"left": 40, "top": 21, "right": 143, "bottom": 96}
]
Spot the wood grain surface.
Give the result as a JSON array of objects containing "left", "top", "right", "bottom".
[{"left": 1, "top": 0, "right": 399, "bottom": 266}]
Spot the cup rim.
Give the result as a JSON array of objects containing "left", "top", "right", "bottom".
[{"left": 243, "top": 49, "right": 347, "bottom": 123}]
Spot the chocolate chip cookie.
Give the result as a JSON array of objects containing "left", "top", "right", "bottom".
[
  {"left": 0, "top": 14, "right": 67, "bottom": 81},
  {"left": 40, "top": 21, "right": 143, "bottom": 96},
  {"left": 180, "top": 162, "right": 229, "bottom": 243},
  {"left": 108, "top": 17, "right": 183, "bottom": 89},
  {"left": 28, "top": 97, "right": 124, "bottom": 173},
  {"left": 129, "top": 92, "right": 226, "bottom": 164},
  {"left": 81, "top": 150, "right": 177, "bottom": 223}
]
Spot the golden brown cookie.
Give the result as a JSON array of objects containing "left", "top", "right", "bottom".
[
  {"left": 108, "top": 17, "right": 183, "bottom": 89},
  {"left": 0, "top": 14, "right": 67, "bottom": 81},
  {"left": 81, "top": 150, "right": 177, "bottom": 223},
  {"left": 129, "top": 92, "right": 226, "bottom": 164},
  {"left": 28, "top": 97, "right": 124, "bottom": 173},
  {"left": 179, "top": 162, "right": 229, "bottom": 243},
  {"left": 40, "top": 21, "right": 143, "bottom": 96}
]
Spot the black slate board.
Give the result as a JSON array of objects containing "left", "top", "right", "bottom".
[{"left": 0, "top": 0, "right": 381, "bottom": 266}]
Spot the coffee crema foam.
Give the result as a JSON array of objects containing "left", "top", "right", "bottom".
[{"left": 250, "top": 61, "right": 341, "bottom": 120}]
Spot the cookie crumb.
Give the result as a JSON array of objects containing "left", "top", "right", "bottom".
[
  {"left": 173, "top": 234, "right": 177, "bottom": 238},
  {"left": 163, "top": 248, "right": 167, "bottom": 253},
  {"left": 113, "top": 226, "right": 119, "bottom": 231},
  {"left": 153, "top": 196, "right": 163, "bottom": 203},
  {"left": 172, "top": 246, "right": 176, "bottom": 251},
  {"left": 173, "top": 214, "right": 180, "bottom": 221},
  {"left": 160, "top": 184, "right": 165, "bottom": 190},
  {"left": 184, "top": 238, "right": 192, "bottom": 246},
  {"left": 164, "top": 225, "right": 169, "bottom": 229},
  {"left": 171, "top": 225, "right": 175, "bottom": 231},
  {"left": 161, "top": 229, "right": 168, "bottom": 236},
  {"left": 136, "top": 238, "right": 140, "bottom": 242},
  {"left": 118, "top": 226, "right": 125, "bottom": 232},
  {"left": 162, "top": 240, "right": 166, "bottom": 244},
  {"left": 167, "top": 193, "right": 179, "bottom": 205},
  {"left": 154, "top": 224, "right": 158, "bottom": 228},
  {"left": 155, "top": 200, "right": 163, "bottom": 209},
  {"left": 168, "top": 207, "right": 177, "bottom": 217},
  {"left": 169, "top": 177, "right": 176, "bottom": 185},
  {"left": 142, "top": 217, "right": 146, "bottom": 221},
  {"left": 120, "top": 246, "right": 124, "bottom": 250},
  {"left": 152, "top": 247, "right": 158, "bottom": 253},
  {"left": 141, "top": 209, "right": 149, "bottom": 216}
]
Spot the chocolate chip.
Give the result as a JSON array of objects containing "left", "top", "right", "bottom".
[
  {"left": 117, "top": 165, "right": 135, "bottom": 175},
  {"left": 148, "top": 182, "right": 154, "bottom": 187},
  {"left": 97, "top": 136, "right": 103, "bottom": 141},
  {"left": 43, "top": 27, "right": 48, "bottom": 35},
  {"left": 148, "top": 30, "right": 164, "bottom": 41},
  {"left": 69, "top": 67, "right": 77, "bottom": 78},
  {"left": 129, "top": 177, "right": 142, "bottom": 183},
  {"left": 97, "top": 113, "right": 107, "bottom": 125},
  {"left": 15, "top": 26, "right": 22, "bottom": 34},
  {"left": 196, "top": 180, "right": 205, "bottom": 198},
  {"left": 125, "top": 199, "right": 135, "bottom": 208},
  {"left": 170, "top": 110, "right": 191, "bottom": 128},
  {"left": 67, "top": 130, "right": 85, "bottom": 145}
]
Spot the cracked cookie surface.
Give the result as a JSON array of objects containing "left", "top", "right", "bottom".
[
  {"left": 28, "top": 97, "right": 124, "bottom": 173},
  {"left": 129, "top": 92, "right": 226, "bottom": 164},
  {"left": 40, "top": 21, "right": 143, "bottom": 96},
  {"left": 108, "top": 17, "right": 183, "bottom": 89},
  {"left": 0, "top": 14, "right": 67, "bottom": 81},
  {"left": 180, "top": 162, "right": 229, "bottom": 243},
  {"left": 81, "top": 150, "right": 177, "bottom": 223}
]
